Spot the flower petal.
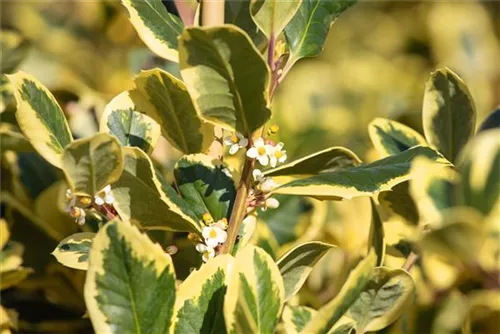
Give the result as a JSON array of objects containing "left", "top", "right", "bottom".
[
  {"left": 196, "top": 243, "right": 207, "bottom": 253},
  {"left": 104, "top": 194, "right": 115, "bottom": 204},
  {"left": 239, "top": 138, "right": 249, "bottom": 148},
  {"left": 94, "top": 196, "right": 105, "bottom": 206},
  {"left": 254, "top": 137, "right": 264, "bottom": 146},
  {"left": 223, "top": 136, "right": 234, "bottom": 146},
  {"left": 229, "top": 144, "right": 239, "bottom": 155},
  {"left": 269, "top": 156, "right": 277, "bottom": 168},
  {"left": 266, "top": 197, "right": 280, "bottom": 209},
  {"left": 258, "top": 155, "right": 269, "bottom": 166},
  {"left": 246, "top": 147, "right": 258, "bottom": 158}
]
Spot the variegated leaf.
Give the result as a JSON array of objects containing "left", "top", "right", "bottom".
[
  {"left": 131, "top": 69, "right": 213, "bottom": 154},
  {"left": 52, "top": 232, "right": 95, "bottom": 271},
  {"left": 174, "top": 255, "right": 233, "bottom": 334},
  {"left": 302, "top": 251, "right": 377, "bottom": 333},
  {"left": 347, "top": 267, "right": 415, "bottom": 332},
  {"left": 423, "top": 68, "right": 476, "bottom": 162},
  {"left": 100, "top": 92, "right": 161, "bottom": 154},
  {"left": 122, "top": 0, "right": 183, "bottom": 62},
  {"left": 224, "top": 245, "right": 285, "bottom": 333},
  {"left": 282, "top": 305, "right": 317, "bottom": 334},
  {"left": 378, "top": 181, "right": 419, "bottom": 225},
  {"left": 112, "top": 147, "right": 202, "bottom": 234},
  {"left": 174, "top": 154, "right": 236, "bottom": 221},
  {"left": 179, "top": 26, "right": 271, "bottom": 135},
  {"left": 6, "top": 71, "right": 73, "bottom": 168},
  {"left": 456, "top": 130, "right": 499, "bottom": 216},
  {"left": 62, "top": 133, "right": 124, "bottom": 196},
  {"left": 368, "top": 199, "right": 385, "bottom": 266},
  {"left": 368, "top": 118, "right": 427, "bottom": 158},
  {"left": 274, "top": 146, "right": 449, "bottom": 200},
  {"left": 264, "top": 146, "right": 361, "bottom": 177},
  {"left": 85, "top": 220, "right": 176, "bottom": 333},
  {"left": 277, "top": 241, "right": 335, "bottom": 300}
]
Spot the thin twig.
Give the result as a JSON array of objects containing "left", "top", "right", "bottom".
[{"left": 402, "top": 252, "right": 419, "bottom": 272}]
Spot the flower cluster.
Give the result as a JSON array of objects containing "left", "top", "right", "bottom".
[
  {"left": 246, "top": 138, "right": 287, "bottom": 167},
  {"left": 64, "top": 184, "right": 115, "bottom": 225},
  {"left": 195, "top": 214, "right": 228, "bottom": 262}
]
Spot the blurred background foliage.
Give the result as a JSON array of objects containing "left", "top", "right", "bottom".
[{"left": 1, "top": 0, "right": 499, "bottom": 333}]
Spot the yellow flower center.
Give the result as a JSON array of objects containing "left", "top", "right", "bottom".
[
  {"left": 202, "top": 213, "right": 214, "bottom": 224},
  {"left": 209, "top": 229, "right": 218, "bottom": 238},
  {"left": 274, "top": 151, "right": 283, "bottom": 159},
  {"left": 79, "top": 197, "right": 91, "bottom": 205},
  {"left": 258, "top": 146, "right": 267, "bottom": 156},
  {"left": 270, "top": 125, "right": 279, "bottom": 132},
  {"left": 231, "top": 134, "right": 239, "bottom": 143}
]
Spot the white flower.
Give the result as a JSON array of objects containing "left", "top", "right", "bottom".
[
  {"left": 262, "top": 197, "right": 280, "bottom": 211},
  {"left": 246, "top": 138, "right": 272, "bottom": 166},
  {"left": 213, "top": 218, "right": 229, "bottom": 230},
  {"left": 269, "top": 142, "right": 287, "bottom": 168},
  {"left": 64, "top": 189, "right": 77, "bottom": 213},
  {"left": 196, "top": 243, "right": 215, "bottom": 262},
  {"left": 252, "top": 169, "right": 266, "bottom": 183},
  {"left": 260, "top": 178, "right": 280, "bottom": 193},
  {"left": 69, "top": 207, "right": 86, "bottom": 225},
  {"left": 223, "top": 132, "right": 248, "bottom": 155},
  {"left": 202, "top": 224, "right": 228, "bottom": 248},
  {"left": 94, "top": 185, "right": 114, "bottom": 206}
]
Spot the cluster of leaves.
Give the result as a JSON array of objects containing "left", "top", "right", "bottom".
[{"left": 1, "top": 0, "right": 499, "bottom": 333}]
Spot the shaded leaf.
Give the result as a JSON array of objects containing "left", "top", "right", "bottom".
[
  {"left": 378, "top": 182, "right": 419, "bottom": 225},
  {"left": 422, "top": 68, "right": 476, "bottom": 162},
  {"left": 224, "top": 245, "right": 284, "bottom": 333},
  {"left": 52, "top": 232, "right": 95, "bottom": 271},
  {"left": 0, "top": 268, "right": 32, "bottom": 290},
  {"left": 122, "top": 0, "right": 183, "bottom": 62},
  {"left": 368, "top": 118, "right": 427, "bottom": 158},
  {"left": 174, "top": 255, "right": 233, "bottom": 334},
  {"left": 368, "top": 200, "right": 385, "bottom": 266},
  {"left": 174, "top": 154, "right": 236, "bottom": 221},
  {"left": 131, "top": 69, "right": 213, "bottom": 154},
  {"left": 100, "top": 92, "right": 161, "bottom": 154},
  {"left": 302, "top": 251, "right": 377, "bottom": 333},
  {"left": 277, "top": 241, "right": 335, "bottom": 300},
  {"left": 225, "top": 1, "right": 266, "bottom": 49},
  {"left": 250, "top": 0, "right": 301, "bottom": 39},
  {"left": 113, "top": 147, "right": 202, "bottom": 234},
  {"left": 274, "top": 146, "right": 449, "bottom": 200},
  {"left": 7, "top": 71, "right": 73, "bottom": 168},
  {"left": 62, "top": 133, "right": 123, "bottom": 196},
  {"left": 478, "top": 107, "right": 500, "bottom": 133},
  {"left": 1, "top": 30, "right": 31, "bottom": 73},
  {"left": 347, "top": 267, "right": 415, "bottom": 332},
  {"left": 179, "top": 26, "right": 271, "bottom": 135},
  {"left": 284, "top": 0, "right": 356, "bottom": 69},
  {"left": 0, "top": 124, "right": 33, "bottom": 152},
  {"left": 264, "top": 146, "right": 361, "bottom": 177},
  {"left": 84, "top": 220, "right": 176, "bottom": 333}
]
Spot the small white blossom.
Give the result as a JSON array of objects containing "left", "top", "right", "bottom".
[
  {"left": 262, "top": 197, "right": 280, "bottom": 211},
  {"left": 196, "top": 243, "right": 215, "bottom": 262},
  {"left": 69, "top": 207, "right": 86, "bottom": 225},
  {"left": 202, "top": 223, "right": 228, "bottom": 248},
  {"left": 246, "top": 138, "right": 272, "bottom": 166},
  {"left": 252, "top": 169, "right": 266, "bottom": 183},
  {"left": 260, "top": 178, "right": 280, "bottom": 193},
  {"left": 223, "top": 132, "right": 248, "bottom": 155},
  {"left": 94, "top": 185, "right": 114, "bottom": 206},
  {"left": 64, "top": 189, "right": 77, "bottom": 213},
  {"left": 269, "top": 142, "right": 287, "bottom": 168}
]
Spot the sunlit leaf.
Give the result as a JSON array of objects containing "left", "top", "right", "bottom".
[
  {"left": 274, "top": 146, "right": 449, "bottom": 200},
  {"left": 302, "top": 251, "right": 377, "bottom": 333},
  {"left": 284, "top": 0, "right": 356, "bottom": 70},
  {"left": 264, "top": 146, "right": 361, "bottom": 177},
  {"left": 179, "top": 26, "right": 271, "bottom": 135},
  {"left": 368, "top": 118, "right": 427, "bottom": 158},
  {"left": 131, "top": 69, "right": 214, "bottom": 154},
  {"left": 100, "top": 92, "right": 161, "bottom": 155},
  {"left": 455, "top": 130, "right": 499, "bottom": 216},
  {"left": 62, "top": 133, "right": 123, "bottom": 196},
  {"left": 85, "top": 220, "right": 176, "bottom": 333},
  {"left": 52, "top": 232, "right": 95, "bottom": 271},
  {"left": 250, "top": 0, "right": 301, "bottom": 39},
  {"left": 174, "top": 255, "right": 233, "bottom": 334},
  {"left": 174, "top": 154, "right": 236, "bottom": 221},
  {"left": 347, "top": 267, "right": 415, "bottom": 332},
  {"left": 6, "top": 71, "right": 73, "bottom": 168},
  {"left": 122, "top": 0, "right": 183, "bottom": 62},
  {"left": 422, "top": 67, "right": 476, "bottom": 162},
  {"left": 224, "top": 245, "right": 284, "bottom": 333},
  {"left": 277, "top": 241, "right": 335, "bottom": 300},
  {"left": 112, "top": 147, "right": 202, "bottom": 234}
]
